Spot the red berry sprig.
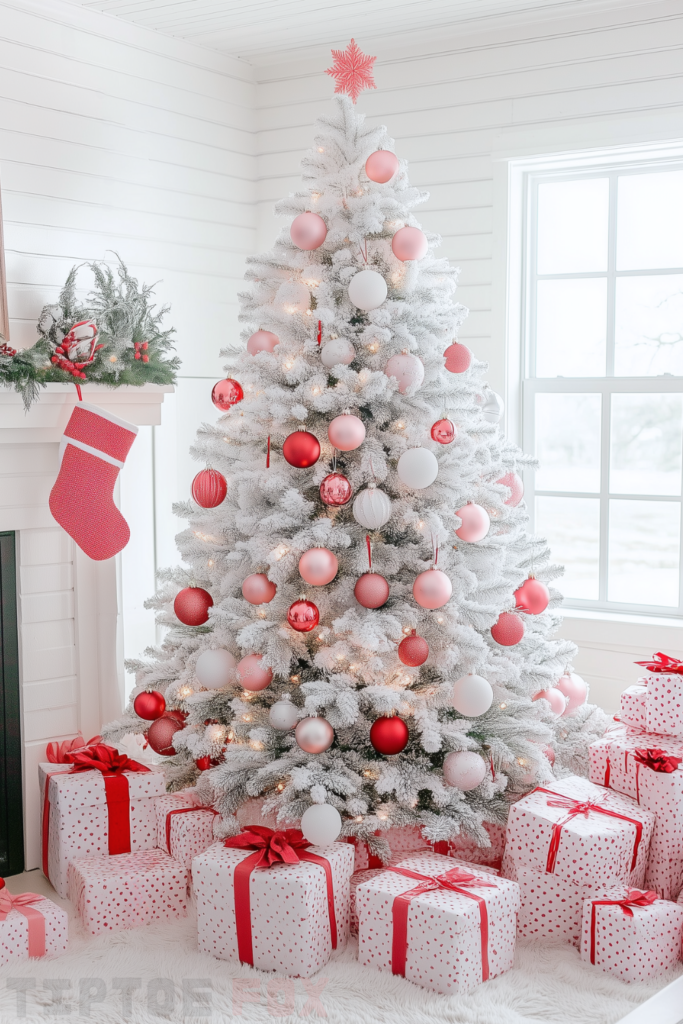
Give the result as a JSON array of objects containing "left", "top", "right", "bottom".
[{"left": 135, "top": 341, "right": 149, "bottom": 363}]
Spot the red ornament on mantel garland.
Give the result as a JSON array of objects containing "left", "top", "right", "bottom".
[
  {"left": 133, "top": 690, "right": 166, "bottom": 721},
  {"left": 134, "top": 341, "right": 149, "bottom": 363},
  {"left": 491, "top": 611, "right": 524, "bottom": 646},
  {"left": 0, "top": 342, "right": 17, "bottom": 357},
  {"left": 287, "top": 598, "right": 320, "bottom": 633},
  {"left": 174, "top": 587, "right": 213, "bottom": 626},
  {"left": 320, "top": 472, "right": 352, "bottom": 506},
  {"left": 191, "top": 468, "right": 227, "bottom": 508},
  {"left": 398, "top": 630, "right": 429, "bottom": 667},
  {"left": 283, "top": 430, "right": 321, "bottom": 468},
  {"left": 370, "top": 716, "right": 409, "bottom": 755},
  {"left": 211, "top": 378, "right": 243, "bottom": 411}
]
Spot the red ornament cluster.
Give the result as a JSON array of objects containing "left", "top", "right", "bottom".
[
  {"left": 134, "top": 341, "right": 149, "bottom": 363},
  {"left": 0, "top": 343, "right": 16, "bottom": 357},
  {"left": 50, "top": 320, "right": 104, "bottom": 380},
  {"left": 192, "top": 468, "right": 227, "bottom": 508}
]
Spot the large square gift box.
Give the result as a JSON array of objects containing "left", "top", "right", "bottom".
[
  {"left": 356, "top": 852, "right": 519, "bottom": 995},
  {"left": 154, "top": 792, "right": 218, "bottom": 871},
  {"left": 193, "top": 827, "right": 354, "bottom": 977},
  {"left": 580, "top": 885, "right": 683, "bottom": 981},
  {"left": 634, "top": 652, "right": 683, "bottom": 735},
  {"left": 0, "top": 889, "right": 68, "bottom": 965},
  {"left": 502, "top": 775, "right": 655, "bottom": 946},
  {"left": 39, "top": 743, "right": 165, "bottom": 898},
  {"left": 589, "top": 729, "right": 683, "bottom": 899}
]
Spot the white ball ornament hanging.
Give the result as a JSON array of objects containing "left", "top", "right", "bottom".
[
  {"left": 348, "top": 269, "right": 387, "bottom": 311},
  {"left": 300, "top": 804, "right": 342, "bottom": 846},
  {"left": 443, "top": 751, "right": 487, "bottom": 791},
  {"left": 353, "top": 484, "right": 392, "bottom": 529},
  {"left": 451, "top": 674, "right": 494, "bottom": 717},
  {"left": 481, "top": 391, "right": 504, "bottom": 424},
  {"left": 384, "top": 352, "right": 424, "bottom": 393},
  {"left": 268, "top": 695, "right": 299, "bottom": 731},
  {"left": 397, "top": 448, "right": 438, "bottom": 489},
  {"left": 321, "top": 338, "right": 355, "bottom": 368},
  {"left": 295, "top": 716, "right": 334, "bottom": 754},
  {"left": 195, "top": 649, "right": 236, "bottom": 689}
]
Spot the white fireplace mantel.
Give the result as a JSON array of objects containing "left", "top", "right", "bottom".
[{"left": 0, "top": 383, "right": 173, "bottom": 870}]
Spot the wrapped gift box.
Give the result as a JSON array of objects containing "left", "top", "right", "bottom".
[
  {"left": 350, "top": 868, "right": 386, "bottom": 936},
  {"left": 154, "top": 793, "right": 218, "bottom": 871},
  {"left": 68, "top": 849, "right": 188, "bottom": 935},
  {"left": 503, "top": 775, "right": 654, "bottom": 890},
  {"left": 356, "top": 852, "right": 520, "bottom": 995},
  {"left": 39, "top": 759, "right": 165, "bottom": 898},
  {"left": 580, "top": 886, "right": 683, "bottom": 981},
  {"left": 193, "top": 838, "right": 354, "bottom": 977},
  {"left": 620, "top": 685, "right": 647, "bottom": 730},
  {"left": 502, "top": 859, "right": 599, "bottom": 946},
  {"left": 0, "top": 894, "right": 68, "bottom": 965},
  {"left": 588, "top": 731, "right": 683, "bottom": 900},
  {"left": 432, "top": 823, "right": 506, "bottom": 872},
  {"left": 635, "top": 654, "right": 683, "bottom": 735}
]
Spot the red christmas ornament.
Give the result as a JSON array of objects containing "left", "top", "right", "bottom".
[
  {"left": 146, "top": 714, "right": 183, "bottom": 756},
  {"left": 325, "top": 38, "right": 377, "bottom": 104},
  {"left": 242, "top": 573, "right": 277, "bottom": 604},
  {"left": 195, "top": 756, "right": 211, "bottom": 771},
  {"left": 191, "top": 468, "right": 227, "bottom": 508},
  {"left": 320, "top": 472, "right": 352, "bottom": 506},
  {"left": 283, "top": 431, "right": 320, "bottom": 468},
  {"left": 0, "top": 342, "right": 17, "bottom": 357},
  {"left": 370, "top": 716, "right": 409, "bottom": 755},
  {"left": 134, "top": 341, "right": 149, "bottom": 363},
  {"left": 174, "top": 587, "right": 213, "bottom": 626},
  {"left": 211, "top": 378, "right": 244, "bottom": 411},
  {"left": 287, "top": 598, "right": 320, "bottom": 632},
  {"left": 443, "top": 342, "right": 472, "bottom": 374},
  {"left": 133, "top": 690, "right": 166, "bottom": 721},
  {"left": 431, "top": 418, "right": 456, "bottom": 445},
  {"left": 514, "top": 577, "right": 550, "bottom": 615},
  {"left": 164, "top": 709, "right": 188, "bottom": 725},
  {"left": 491, "top": 611, "right": 524, "bottom": 646},
  {"left": 398, "top": 630, "right": 429, "bottom": 667}
]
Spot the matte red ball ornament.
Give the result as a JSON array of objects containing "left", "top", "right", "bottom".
[
  {"left": 247, "top": 330, "right": 279, "bottom": 355},
  {"left": 237, "top": 654, "right": 273, "bottom": 691},
  {"left": 391, "top": 226, "right": 428, "bottom": 262},
  {"left": 443, "top": 342, "right": 472, "bottom": 374},
  {"left": 370, "top": 716, "right": 409, "bottom": 755},
  {"left": 211, "top": 378, "right": 243, "bottom": 411},
  {"left": 174, "top": 587, "right": 213, "bottom": 626},
  {"left": 287, "top": 598, "right": 320, "bottom": 632},
  {"left": 299, "top": 548, "right": 338, "bottom": 586},
  {"left": 283, "top": 431, "right": 320, "bottom": 468},
  {"left": 133, "top": 690, "right": 166, "bottom": 721},
  {"left": 146, "top": 714, "right": 183, "bottom": 756},
  {"left": 354, "top": 572, "right": 390, "bottom": 609},
  {"left": 497, "top": 471, "right": 524, "bottom": 507},
  {"left": 319, "top": 472, "right": 352, "bottom": 506},
  {"left": 242, "top": 573, "right": 277, "bottom": 605},
  {"left": 290, "top": 211, "right": 327, "bottom": 250},
  {"left": 431, "top": 418, "right": 456, "bottom": 444},
  {"left": 191, "top": 468, "right": 227, "bottom": 508},
  {"left": 514, "top": 577, "right": 550, "bottom": 615},
  {"left": 365, "top": 150, "right": 399, "bottom": 183},
  {"left": 164, "top": 709, "right": 188, "bottom": 725},
  {"left": 491, "top": 611, "right": 524, "bottom": 646},
  {"left": 398, "top": 630, "right": 429, "bottom": 667}
]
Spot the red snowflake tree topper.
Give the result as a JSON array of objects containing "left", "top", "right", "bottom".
[{"left": 325, "top": 39, "right": 377, "bottom": 104}]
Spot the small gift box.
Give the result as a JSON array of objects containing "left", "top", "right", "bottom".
[
  {"left": 39, "top": 743, "right": 165, "bottom": 898},
  {"left": 68, "top": 849, "right": 188, "bottom": 935},
  {"left": 193, "top": 827, "right": 354, "bottom": 977},
  {"left": 503, "top": 775, "right": 654, "bottom": 889},
  {"left": 0, "top": 889, "right": 68, "bottom": 964},
  {"left": 502, "top": 860, "right": 599, "bottom": 946},
  {"left": 154, "top": 793, "right": 218, "bottom": 871},
  {"left": 350, "top": 868, "right": 386, "bottom": 936},
  {"left": 356, "top": 853, "right": 520, "bottom": 995},
  {"left": 635, "top": 653, "right": 683, "bottom": 735},
  {"left": 580, "top": 886, "right": 683, "bottom": 981},
  {"left": 619, "top": 686, "right": 647, "bottom": 730}
]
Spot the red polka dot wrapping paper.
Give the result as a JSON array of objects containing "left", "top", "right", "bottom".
[
  {"left": 620, "top": 685, "right": 648, "bottom": 729},
  {"left": 643, "top": 673, "right": 683, "bottom": 735},
  {"left": 0, "top": 897, "right": 68, "bottom": 965},
  {"left": 501, "top": 856, "right": 605, "bottom": 947},
  {"left": 154, "top": 793, "right": 218, "bottom": 872}
]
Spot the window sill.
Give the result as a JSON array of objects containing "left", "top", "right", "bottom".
[
  {"left": 558, "top": 606, "right": 683, "bottom": 652},
  {"left": 561, "top": 607, "right": 683, "bottom": 629}
]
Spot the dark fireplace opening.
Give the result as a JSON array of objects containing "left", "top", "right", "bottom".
[{"left": 0, "top": 531, "right": 23, "bottom": 876}]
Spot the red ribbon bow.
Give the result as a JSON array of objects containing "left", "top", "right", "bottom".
[
  {"left": 634, "top": 652, "right": 683, "bottom": 674},
  {"left": 45, "top": 734, "right": 101, "bottom": 764},
  {"left": 633, "top": 748, "right": 682, "bottom": 773},
  {"left": 535, "top": 788, "right": 644, "bottom": 874},
  {"left": 0, "top": 891, "right": 46, "bottom": 957},
  {"left": 387, "top": 865, "right": 497, "bottom": 981},
  {"left": 589, "top": 889, "right": 659, "bottom": 964},
  {"left": 223, "top": 826, "right": 338, "bottom": 966},
  {"left": 65, "top": 742, "right": 149, "bottom": 775}
]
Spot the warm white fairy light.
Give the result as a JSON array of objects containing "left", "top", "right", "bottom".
[
  {"left": 178, "top": 684, "right": 193, "bottom": 698},
  {"left": 242, "top": 713, "right": 252, "bottom": 722},
  {"left": 290, "top": 674, "right": 300, "bottom": 684},
  {"left": 207, "top": 724, "right": 226, "bottom": 743},
  {"left": 250, "top": 740, "right": 264, "bottom": 751},
  {"left": 311, "top": 385, "right": 322, "bottom": 396},
  {"left": 271, "top": 543, "right": 289, "bottom": 561},
  {"left": 366, "top": 340, "right": 379, "bottom": 353},
  {"left": 500, "top": 702, "right": 507, "bottom": 709},
  {"left": 276, "top": 781, "right": 285, "bottom": 791},
  {"left": 283, "top": 358, "right": 295, "bottom": 369}
]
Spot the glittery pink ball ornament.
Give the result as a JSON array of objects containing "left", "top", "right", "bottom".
[
  {"left": 556, "top": 672, "right": 588, "bottom": 715},
  {"left": 365, "top": 150, "right": 399, "bottom": 183},
  {"left": 392, "top": 226, "right": 428, "bottom": 262},
  {"left": 328, "top": 413, "right": 365, "bottom": 451},
  {"left": 299, "top": 547, "right": 338, "bottom": 586},
  {"left": 455, "top": 503, "right": 490, "bottom": 543},
  {"left": 319, "top": 472, "right": 352, "bottom": 506},
  {"left": 514, "top": 577, "right": 549, "bottom": 614},
  {"left": 398, "top": 630, "right": 429, "bottom": 666},
  {"left": 497, "top": 471, "right": 524, "bottom": 507},
  {"left": 247, "top": 330, "right": 279, "bottom": 355},
  {"left": 532, "top": 687, "right": 566, "bottom": 716},
  {"left": 491, "top": 611, "right": 524, "bottom": 646},
  {"left": 354, "top": 572, "right": 390, "bottom": 609},
  {"left": 236, "top": 654, "right": 273, "bottom": 692},
  {"left": 211, "top": 378, "right": 243, "bottom": 411},
  {"left": 443, "top": 342, "right": 472, "bottom": 374},
  {"left": 290, "top": 211, "right": 327, "bottom": 250},
  {"left": 241, "top": 573, "right": 277, "bottom": 605},
  {"left": 287, "top": 598, "right": 320, "bottom": 632},
  {"left": 431, "top": 418, "right": 456, "bottom": 444},
  {"left": 384, "top": 352, "right": 424, "bottom": 393},
  {"left": 295, "top": 716, "right": 334, "bottom": 754},
  {"left": 413, "top": 568, "right": 452, "bottom": 609}
]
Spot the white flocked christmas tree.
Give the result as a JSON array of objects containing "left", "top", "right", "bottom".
[{"left": 104, "top": 80, "right": 607, "bottom": 859}]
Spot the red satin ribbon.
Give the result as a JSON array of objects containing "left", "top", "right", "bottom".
[
  {"left": 0, "top": 891, "right": 46, "bottom": 957},
  {"left": 387, "top": 865, "right": 497, "bottom": 981},
  {"left": 589, "top": 889, "right": 658, "bottom": 965},
  {"left": 633, "top": 747, "right": 682, "bottom": 773},
  {"left": 45, "top": 734, "right": 100, "bottom": 764},
  {"left": 41, "top": 769, "right": 72, "bottom": 882},
  {"left": 223, "top": 826, "right": 338, "bottom": 966},
  {"left": 634, "top": 652, "right": 683, "bottom": 674},
  {"left": 534, "top": 788, "right": 644, "bottom": 874},
  {"left": 165, "top": 806, "right": 219, "bottom": 854},
  {"left": 346, "top": 834, "right": 383, "bottom": 869}
]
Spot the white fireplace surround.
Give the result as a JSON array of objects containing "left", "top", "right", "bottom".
[{"left": 0, "top": 383, "right": 172, "bottom": 871}]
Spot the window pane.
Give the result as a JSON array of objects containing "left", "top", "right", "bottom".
[
  {"left": 614, "top": 274, "right": 683, "bottom": 376},
  {"left": 610, "top": 393, "right": 683, "bottom": 496},
  {"left": 536, "top": 496, "right": 600, "bottom": 600},
  {"left": 537, "top": 178, "right": 609, "bottom": 274},
  {"left": 608, "top": 500, "right": 680, "bottom": 606},
  {"left": 616, "top": 171, "right": 683, "bottom": 271},
  {"left": 536, "top": 393, "right": 601, "bottom": 492},
  {"left": 536, "top": 278, "right": 607, "bottom": 377}
]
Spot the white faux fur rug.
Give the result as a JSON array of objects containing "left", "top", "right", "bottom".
[{"left": 1, "top": 877, "right": 680, "bottom": 1024}]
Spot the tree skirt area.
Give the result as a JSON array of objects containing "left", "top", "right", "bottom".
[{"left": 1, "top": 879, "right": 680, "bottom": 1024}]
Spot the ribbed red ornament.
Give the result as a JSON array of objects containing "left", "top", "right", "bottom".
[
  {"left": 146, "top": 714, "right": 183, "bottom": 756},
  {"left": 430, "top": 418, "right": 456, "bottom": 444},
  {"left": 443, "top": 342, "right": 472, "bottom": 374},
  {"left": 319, "top": 472, "right": 352, "bottom": 505},
  {"left": 287, "top": 598, "right": 320, "bottom": 632},
  {"left": 211, "top": 378, "right": 243, "bottom": 410},
  {"left": 370, "top": 716, "right": 409, "bottom": 755},
  {"left": 133, "top": 690, "right": 166, "bottom": 721},
  {"left": 354, "top": 572, "right": 390, "bottom": 609},
  {"left": 398, "top": 630, "right": 429, "bottom": 666},
  {"left": 514, "top": 577, "right": 550, "bottom": 614},
  {"left": 283, "top": 431, "right": 320, "bottom": 468},
  {"left": 191, "top": 468, "right": 227, "bottom": 508},
  {"left": 491, "top": 611, "right": 524, "bottom": 646},
  {"left": 174, "top": 587, "right": 213, "bottom": 626}
]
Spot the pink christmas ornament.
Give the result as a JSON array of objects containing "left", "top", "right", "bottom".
[
  {"left": 287, "top": 599, "right": 320, "bottom": 633},
  {"left": 320, "top": 472, "right": 352, "bottom": 506},
  {"left": 391, "top": 226, "right": 428, "bottom": 262},
  {"left": 247, "top": 330, "right": 279, "bottom": 355},
  {"left": 290, "top": 212, "right": 327, "bottom": 250},
  {"left": 431, "top": 418, "right": 456, "bottom": 445},
  {"left": 354, "top": 572, "right": 390, "bottom": 609},
  {"left": 299, "top": 547, "right": 338, "bottom": 586},
  {"left": 398, "top": 630, "right": 429, "bottom": 667},
  {"left": 556, "top": 672, "right": 588, "bottom": 715},
  {"left": 328, "top": 413, "right": 365, "bottom": 451},
  {"left": 532, "top": 687, "right": 566, "bottom": 716},
  {"left": 443, "top": 342, "right": 472, "bottom": 374},
  {"left": 384, "top": 352, "right": 424, "bottom": 393},
  {"left": 413, "top": 568, "right": 452, "bottom": 609},
  {"left": 242, "top": 573, "right": 277, "bottom": 605},
  {"left": 491, "top": 611, "right": 524, "bottom": 646},
  {"left": 211, "top": 378, "right": 243, "bottom": 411},
  {"left": 365, "top": 150, "right": 399, "bottom": 183},
  {"left": 543, "top": 745, "right": 556, "bottom": 765},
  {"left": 514, "top": 577, "right": 550, "bottom": 615},
  {"left": 237, "top": 654, "right": 273, "bottom": 692},
  {"left": 295, "top": 716, "right": 334, "bottom": 754},
  {"left": 497, "top": 471, "right": 524, "bottom": 507},
  {"left": 455, "top": 503, "right": 490, "bottom": 543}
]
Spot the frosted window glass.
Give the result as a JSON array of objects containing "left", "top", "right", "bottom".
[
  {"left": 536, "top": 496, "right": 600, "bottom": 600},
  {"left": 610, "top": 394, "right": 683, "bottom": 496},
  {"left": 614, "top": 275, "right": 683, "bottom": 376},
  {"left": 617, "top": 171, "right": 683, "bottom": 271},
  {"left": 608, "top": 500, "right": 680, "bottom": 606},
  {"left": 536, "top": 393, "right": 601, "bottom": 492},
  {"left": 536, "top": 278, "right": 607, "bottom": 377},
  {"left": 537, "top": 178, "right": 609, "bottom": 274}
]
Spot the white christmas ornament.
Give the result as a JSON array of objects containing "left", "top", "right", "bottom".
[
  {"left": 300, "top": 803, "right": 342, "bottom": 845},
  {"left": 482, "top": 391, "right": 504, "bottom": 424},
  {"left": 451, "top": 674, "right": 494, "bottom": 717},
  {"left": 268, "top": 695, "right": 299, "bottom": 730},
  {"left": 384, "top": 352, "right": 424, "bottom": 393},
  {"left": 195, "top": 649, "right": 236, "bottom": 689},
  {"left": 321, "top": 338, "right": 355, "bottom": 368},
  {"left": 347, "top": 269, "right": 387, "bottom": 311},
  {"left": 397, "top": 448, "right": 438, "bottom": 489},
  {"left": 443, "top": 751, "right": 487, "bottom": 790},
  {"left": 275, "top": 281, "right": 310, "bottom": 313},
  {"left": 353, "top": 484, "right": 392, "bottom": 529}
]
